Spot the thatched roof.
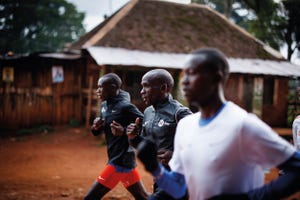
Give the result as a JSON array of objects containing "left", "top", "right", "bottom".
[{"left": 70, "top": 0, "right": 284, "bottom": 60}]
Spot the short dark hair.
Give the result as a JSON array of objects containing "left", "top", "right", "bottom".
[
  {"left": 145, "top": 69, "right": 174, "bottom": 90},
  {"left": 191, "top": 48, "right": 229, "bottom": 83},
  {"left": 102, "top": 73, "right": 122, "bottom": 88}
]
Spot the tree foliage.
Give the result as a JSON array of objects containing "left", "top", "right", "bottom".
[
  {"left": 191, "top": 0, "right": 300, "bottom": 62},
  {"left": 282, "top": 0, "right": 300, "bottom": 60},
  {"left": 247, "top": 0, "right": 284, "bottom": 50},
  {"left": 0, "top": 0, "right": 86, "bottom": 55}
]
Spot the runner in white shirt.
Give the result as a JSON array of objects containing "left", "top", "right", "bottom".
[{"left": 137, "top": 48, "right": 300, "bottom": 200}]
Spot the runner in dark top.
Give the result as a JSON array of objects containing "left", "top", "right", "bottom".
[
  {"left": 127, "top": 69, "right": 192, "bottom": 200},
  {"left": 84, "top": 73, "right": 148, "bottom": 200}
]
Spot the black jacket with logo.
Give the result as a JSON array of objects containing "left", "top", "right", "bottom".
[
  {"left": 130, "top": 95, "right": 192, "bottom": 154},
  {"left": 92, "top": 91, "right": 143, "bottom": 169}
]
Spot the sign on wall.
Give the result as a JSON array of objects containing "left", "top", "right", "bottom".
[
  {"left": 2, "top": 67, "right": 14, "bottom": 82},
  {"left": 52, "top": 66, "right": 64, "bottom": 83}
]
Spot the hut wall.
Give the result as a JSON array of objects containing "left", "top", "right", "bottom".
[
  {"left": 0, "top": 56, "right": 84, "bottom": 130},
  {"left": 225, "top": 74, "right": 244, "bottom": 107},
  {"left": 262, "top": 78, "right": 289, "bottom": 127},
  {"left": 225, "top": 74, "right": 289, "bottom": 127}
]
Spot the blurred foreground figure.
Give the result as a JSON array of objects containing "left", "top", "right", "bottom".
[{"left": 137, "top": 48, "right": 300, "bottom": 200}]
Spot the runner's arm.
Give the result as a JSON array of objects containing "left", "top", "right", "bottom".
[
  {"left": 209, "top": 151, "right": 300, "bottom": 200},
  {"left": 129, "top": 134, "right": 143, "bottom": 148},
  {"left": 247, "top": 151, "right": 300, "bottom": 199},
  {"left": 137, "top": 138, "right": 187, "bottom": 198},
  {"left": 152, "top": 164, "right": 187, "bottom": 199}
]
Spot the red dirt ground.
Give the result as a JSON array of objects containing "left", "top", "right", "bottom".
[
  {"left": 0, "top": 126, "right": 153, "bottom": 200},
  {"left": 0, "top": 126, "right": 299, "bottom": 200}
]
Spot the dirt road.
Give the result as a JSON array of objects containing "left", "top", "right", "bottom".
[
  {"left": 0, "top": 126, "right": 299, "bottom": 200},
  {"left": 0, "top": 127, "right": 153, "bottom": 200}
]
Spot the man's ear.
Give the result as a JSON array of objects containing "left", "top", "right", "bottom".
[
  {"left": 214, "top": 71, "right": 223, "bottom": 83},
  {"left": 110, "top": 83, "right": 118, "bottom": 89},
  {"left": 109, "top": 84, "right": 119, "bottom": 94},
  {"left": 160, "top": 83, "right": 168, "bottom": 92}
]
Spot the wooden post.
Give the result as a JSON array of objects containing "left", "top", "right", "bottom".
[
  {"left": 78, "top": 76, "right": 82, "bottom": 121},
  {"left": 273, "top": 79, "right": 279, "bottom": 105},
  {"left": 237, "top": 76, "right": 244, "bottom": 105},
  {"left": 85, "top": 76, "right": 93, "bottom": 128}
]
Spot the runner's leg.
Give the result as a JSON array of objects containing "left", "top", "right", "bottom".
[
  {"left": 121, "top": 168, "right": 149, "bottom": 199},
  {"left": 126, "top": 181, "right": 149, "bottom": 200},
  {"left": 84, "top": 181, "right": 110, "bottom": 200},
  {"left": 84, "top": 164, "right": 119, "bottom": 200}
]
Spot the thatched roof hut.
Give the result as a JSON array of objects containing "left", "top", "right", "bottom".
[
  {"left": 71, "top": 0, "right": 283, "bottom": 60},
  {"left": 68, "top": 0, "right": 300, "bottom": 127}
]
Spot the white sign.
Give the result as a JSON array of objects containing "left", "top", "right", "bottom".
[{"left": 52, "top": 66, "right": 64, "bottom": 83}]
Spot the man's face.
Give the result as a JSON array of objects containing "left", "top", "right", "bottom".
[
  {"left": 96, "top": 77, "right": 112, "bottom": 101},
  {"left": 140, "top": 75, "right": 162, "bottom": 106},
  {"left": 181, "top": 54, "right": 218, "bottom": 107}
]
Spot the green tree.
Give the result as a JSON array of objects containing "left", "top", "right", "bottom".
[
  {"left": 246, "top": 0, "right": 284, "bottom": 50},
  {"left": 232, "top": 0, "right": 300, "bottom": 61},
  {"left": 0, "top": 0, "right": 86, "bottom": 55},
  {"left": 282, "top": 0, "right": 300, "bottom": 61}
]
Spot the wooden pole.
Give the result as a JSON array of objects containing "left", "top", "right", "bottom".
[
  {"left": 78, "top": 76, "right": 82, "bottom": 122},
  {"left": 85, "top": 76, "right": 93, "bottom": 128}
]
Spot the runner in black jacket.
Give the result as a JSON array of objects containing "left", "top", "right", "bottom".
[
  {"left": 127, "top": 69, "right": 192, "bottom": 200},
  {"left": 84, "top": 73, "right": 148, "bottom": 200}
]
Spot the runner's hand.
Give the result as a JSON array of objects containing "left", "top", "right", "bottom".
[
  {"left": 91, "top": 117, "right": 105, "bottom": 131},
  {"left": 126, "top": 118, "right": 141, "bottom": 139},
  {"left": 110, "top": 121, "right": 125, "bottom": 136},
  {"left": 157, "top": 149, "right": 173, "bottom": 166}
]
